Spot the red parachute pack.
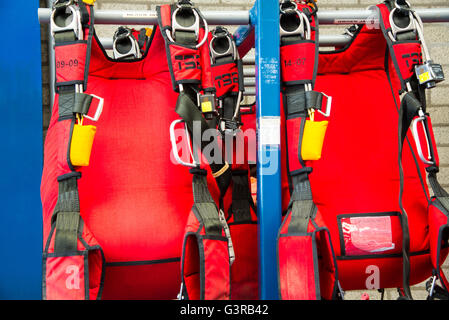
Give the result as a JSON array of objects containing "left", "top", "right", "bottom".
[
  {"left": 42, "top": 0, "right": 258, "bottom": 300},
  {"left": 277, "top": 0, "right": 449, "bottom": 300}
]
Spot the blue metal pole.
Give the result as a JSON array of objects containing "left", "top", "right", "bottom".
[
  {"left": 254, "top": 0, "right": 281, "bottom": 300},
  {"left": 0, "top": 1, "right": 43, "bottom": 299}
]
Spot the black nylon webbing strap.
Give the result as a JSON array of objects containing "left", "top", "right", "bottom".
[
  {"left": 285, "top": 88, "right": 323, "bottom": 116},
  {"left": 428, "top": 170, "right": 449, "bottom": 199},
  {"left": 288, "top": 173, "right": 315, "bottom": 233},
  {"left": 230, "top": 171, "right": 252, "bottom": 223},
  {"left": 397, "top": 92, "right": 419, "bottom": 299},
  {"left": 399, "top": 92, "right": 421, "bottom": 145},
  {"left": 192, "top": 173, "right": 223, "bottom": 236},
  {"left": 176, "top": 90, "right": 232, "bottom": 196},
  {"left": 59, "top": 90, "right": 93, "bottom": 118},
  {"left": 53, "top": 175, "right": 81, "bottom": 253}
]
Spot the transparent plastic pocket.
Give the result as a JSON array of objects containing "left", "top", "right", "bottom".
[{"left": 338, "top": 213, "right": 402, "bottom": 256}]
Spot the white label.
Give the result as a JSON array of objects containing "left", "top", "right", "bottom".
[
  {"left": 259, "top": 57, "right": 280, "bottom": 85},
  {"left": 259, "top": 117, "right": 280, "bottom": 146},
  {"left": 123, "top": 12, "right": 157, "bottom": 19}
]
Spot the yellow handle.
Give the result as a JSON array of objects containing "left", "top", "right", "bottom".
[
  {"left": 301, "top": 120, "right": 328, "bottom": 161},
  {"left": 70, "top": 124, "right": 97, "bottom": 166}
]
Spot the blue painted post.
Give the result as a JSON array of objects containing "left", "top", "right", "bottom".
[
  {"left": 253, "top": 0, "right": 281, "bottom": 300},
  {"left": 0, "top": 1, "right": 43, "bottom": 299}
]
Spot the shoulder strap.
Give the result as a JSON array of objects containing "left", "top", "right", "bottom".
[
  {"left": 43, "top": 0, "right": 105, "bottom": 300},
  {"left": 157, "top": 1, "right": 232, "bottom": 197}
]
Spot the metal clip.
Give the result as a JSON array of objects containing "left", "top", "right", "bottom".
[
  {"left": 388, "top": 0, "right": 416, "bottom": 42},
  {"left": 219, "top": 209, "right": 235, "bottom": 266},
  {"left": 50, "top": 1, "right": 83, "bottom": 41},
  {"left": 83, "top": 94, "right": 104, "bottom": 122},
  {"left": 411, "top": 109, "right": 435, "bottom": 165},
  {"left": 112, "top": 27, "right": 142, "bottom": 60},
  {"left": 316, "top": 93, "right": 332, "bottom": 118},
  {"left": 166, "top": 1, "right": 208, "bottom": 49},
  {"left": 210, "top": 27, "right": 238, "bottom": 64},
  {"left": 428, "top": 275, "right": 437, "bottom": 298},
  {"left": 279, "top": 1, "right": 310, "bottom": 39},
  {"left": 169, "top": 119, "right": 199, "bottom": 168}
]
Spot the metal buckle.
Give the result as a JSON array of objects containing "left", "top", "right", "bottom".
[
  {"left": 411, "top": 109, "right": 435, "bottom": 165},
  {"left": 428, "top": 275, "right": 437, "bottom": 298},
  {"left": 316, "top": 93, "right": 332, "bottom": 118},
  {"left": 210, "top": 28, "right": 238, "bottom": 64},
  {"left": 50, "top": 2, "right": 82, "bottom": 41},
  {"left": 112, "top": 27, "right": 141, "bottom": 60},
  {"left": 169, "top": 119, "right": 199, "bottom": 168},
  {"left": 279, "top": 1, "right": 307, "bottom": 39},
  {"left": 219, "top": 209, "right": 235, "bottom": 266},
  {"left": 388, "top": 1, "right": 416, "bottom": 42},
  {"left": 83, "top": 94, "right": 104, "bottom": 122},
  {"left": 166, "top": 2, "right": 208, "bottom": 49}
]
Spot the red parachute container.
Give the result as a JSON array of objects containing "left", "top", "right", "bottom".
[
  {"left": 41, "top": 1, "right": 257, "bottom": 300},
  {"left": 277, "top": 0, "right": 449, "bottom": 300}
]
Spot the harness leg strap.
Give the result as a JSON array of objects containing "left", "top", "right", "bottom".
[{"left": 180, "top": 172, "right": 231, "bottom": 300}]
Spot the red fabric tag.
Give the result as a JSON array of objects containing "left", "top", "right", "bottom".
[{"left": 55, "top": 42, "right": 87, "bottom": 85}]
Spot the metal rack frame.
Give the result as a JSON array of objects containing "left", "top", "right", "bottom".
[{"left": 37, "top": 1, "right": 449, "bottom": 300}]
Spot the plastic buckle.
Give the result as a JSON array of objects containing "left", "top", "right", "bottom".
[
  {"left": 210, "top": 27, "right": 238, "bottom": 64},
  {"left": 279, "top": 1, "right": 307, "bottom": 39},
  {"left": 411, "top": 109, "right": 435, "bottom": 165},
  {"left": 83, "top": 94, "right": 104, "bottom": 122},
  {"left": 112, "top": 27, "right": 141, "bottom": 60},
  {"left": 388, "top": 1, "right": 416, "bottom": 42},
  {"left": 169, "top": 119, "right": 199, "bottom": 168},
  {"left": 50, "top": 1, "right": 83, "bottom": 41}
]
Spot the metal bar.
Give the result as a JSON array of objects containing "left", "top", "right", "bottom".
[
  {"left": 244, "top": 78, "right": 255, "bottom": 86},
  {"left": 243, "top": 57, "right": 255, "bottom": 65},
  {"left": 254, "top": 0, "right": 281, "bottom": 300},
  {"left": 244, "top": 68, "right": 255, "bottom": 77},
  {"left": 38, "top": 8, "right": 249, "bottom": 25},
  {"left": 244, "top": 87, "right": 255, "bottom": 96},
  {"left": 99, "top": 34, "right": 352, "bottom": 51},
  {"left": 39, "top": 8, "right": 449, "bottom": 25}
]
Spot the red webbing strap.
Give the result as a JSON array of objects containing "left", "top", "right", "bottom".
[
  {"left": 277, "top": 1, "right": 339, "bottom": 300},
  {"left": 429, "top": 198, "right": 449, "bottom": 282},
  {"left": 43, "top": 3, "right": 105, "bottom": 300},
  {"left": 376, "top": 3, "right": 423, "bottom": 92},
  {"left": 180, "top": 172, "right": 231, "bottom": 300}
]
